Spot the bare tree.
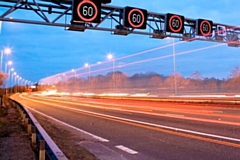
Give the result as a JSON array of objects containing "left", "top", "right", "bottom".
[
  {"left": 190, "top": 71, "right": 203, "bottom": 80},
  {"left": 0, "top": 71, "right": 8, "bottom": 86},
  {"left": 148, "top": 75, "right": 162, "bottom": 92},
  {"left": 189, "top": 71, "right": 204, "bottom": 91},
  {"left": 229, "top": 66, "right": 240, "bottom": 78}
]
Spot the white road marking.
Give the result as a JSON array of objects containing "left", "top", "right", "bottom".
[
  {"left": 115, "top": 145, "right": 138, "bottom": 154},
  {"left": 19, "top": 95, "right": 240, "bottom": 143},
  {"left": 213, "top": 111, "right": 223, "bottom": 113},
  {"left": 165, "top": 113, "right": 185, "bottom": 117},
  {"left": 25, "top": 105, "right": 109, "bottom": 142}
]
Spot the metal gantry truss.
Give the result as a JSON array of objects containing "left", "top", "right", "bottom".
[{"left": 1, "top": 0, "right": 240, "bottom": 47}]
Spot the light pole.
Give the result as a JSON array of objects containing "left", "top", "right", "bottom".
[
  {"left": 5, "top": 60, "right": 12, "bottom": 74},
  {"left": 62, "top": 73, "right": 66, "bottom": 91},
  {"left": 4, "top": 61, "right": 12, "bottom": 94},
  {"left": 107, "top": 53, "right": 115, "bottom": 92},
  {"left": 12, "top": 72, "right": 16, "bottom": 93},
  {"left": 0, "top": 47, "right": 11, "bottom": 72},
  {"left": 7, "top": 68, "right": 14, "bottom": 94},
  {"left": 15, "top": 75, "right": 19, "bottom": 93},
  {"left": 172, "top": 38, "right": 177, "bottom": 95},
  {"left": 18, "top": 77, "right": 22, "bottom": 92},
  {"left": 84, "top": 63, "right": 91, "bottom": 91},
  {"left": 71, "top": 69, "right": 76, "bottom": 92}
]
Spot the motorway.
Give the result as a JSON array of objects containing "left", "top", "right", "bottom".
[{"left": 12, "top": 94, "right": 240, "bottom": 160}]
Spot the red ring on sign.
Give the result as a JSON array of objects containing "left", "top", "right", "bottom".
[
  {"left": 77, "top": 0, "right": 98, "bottom": 22},
  {"left": 128, "top": 9, "right": 145, "bottom": 28},
  {"left": 169, "top": 15, "right": 182, "bottom": 33},
  {"left": 200, "top": 20, "right": 211, "bottom": 36}
]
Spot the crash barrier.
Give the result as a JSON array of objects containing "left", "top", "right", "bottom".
[{"left": 8, "top": 98, "right": 68, "bottom": 160}]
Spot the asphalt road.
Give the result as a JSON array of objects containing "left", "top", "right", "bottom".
[{"left": 12, "top": 94, "right": 240, "bottom": 160}]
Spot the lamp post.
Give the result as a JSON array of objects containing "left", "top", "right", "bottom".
[
  {"left": 7, "top": 68, "right": 14, "bottom": 94},
  {"left": 172, "top": 38, "right": 177, "bottom": 95},
  {"left": 0, "top": 47, "right": 11, "bottom": 72},
  {"left": 18, "top": 77, "right": 22, "bottom": 92},
  {"left": 12, "top": 72, "right": 16, "bottom": 93},
  {"left": 4, "top": 61, "right": 12, "bottom": 94},
  {"left": 107, "top": 53, "right": 115, "bottom": 92},
  {"left": 15, "top": 75, "right": 19, "bottom": 93},
  {"left": 5, "top": 60, "right": 12, "bottom": 74},
  {"left": 84, "top": 63, "right": 91, "bottom": 91},
  {"left": 62, "top": 73, "right": 66, "bottom": 91},
  {"left": 71, "top": 69, "right": 76, "bottom": 92}
]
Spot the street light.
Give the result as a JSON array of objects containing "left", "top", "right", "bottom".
[
  {"left": 3, "top": 61, "right": 12, "bottom": 93},
  {"left": 12, "top": 72, "right": 16, "bottom": 93},
  {"left": 0, "top": 47, "right": 11, "bottom": 72},
  {"left": 71, "top": 69, "right": 76, "bottom": 92},
  {"left": 5, "top": 60, "right": 12, "bottom": 74},
  {"left": 7, "top": 67, "right": 14, "bottom": 94},
  {"left": 19, "top": 77, "right": 22, "bottom": 92},
  {"left": 15, "top": 75, "right": 19, "bottom": 92},
  {"left": 171, "top": 38, "right": 177, "bottom": 95},
  {"left": 84, "top": 63, "right": 91, "bottom": 91},
  {"left": 107, "top": 53, "right": 115, "bottom": 91}
]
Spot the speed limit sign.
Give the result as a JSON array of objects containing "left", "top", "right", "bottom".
[
  {"left": 165, "top": 13, "right": 184, "bottom": 34},
  {"left": 123, "top": 6, "right": 148, "bottom": 29},
  {"left": 196, "top": 19, "right": 213, "bottom": 36},
  {"left": 72, "top": 0, "right": 101, "bottom": 23}
]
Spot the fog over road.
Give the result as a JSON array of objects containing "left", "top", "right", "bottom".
[{"left": 12, "top": 94, "right": 240, "bottom": 160}]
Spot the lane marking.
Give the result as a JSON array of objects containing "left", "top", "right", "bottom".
[
  {"left": 165, "top": 113, "right": 185, "bottom": 117},
  {"left": 25, "top": 105, "right": 109, "bottom": 142},
  {"left": 19, "top": 96, "right": 240, "bottom": 145},
  {"left": 115, "top": 145, "right": 138, "bottom": 154},
  {"left": 213, "top": 111, "right": 223, "bottom": 113}
]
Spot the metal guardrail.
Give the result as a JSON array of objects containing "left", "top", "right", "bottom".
[{"left": 8, "top": 98, "right": 68, "bottom": 160}]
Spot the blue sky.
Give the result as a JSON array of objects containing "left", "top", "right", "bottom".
[{"left": 1, "top": 0, "right": 240, "bottom": 84}]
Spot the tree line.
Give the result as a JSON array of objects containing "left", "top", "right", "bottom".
[
  {"left": 1, "top": 66, "right": 239, "bottom": 95},
  {"left": 55, "top": 66, "right": 240, "bottom": 95}
]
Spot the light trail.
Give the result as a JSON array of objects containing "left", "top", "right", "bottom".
[
  {"left": 61, "top": 43, "right": 225, "bottom": 78},
  {"left": 19, "top": 95, "right": 240, "bottom": 148},
  {"left": 39, "top": 36, "right": 196, "bottom": 83},
  {"left": 30, "top": 95, "right": 240, "bottom": 122},
  {"left": 40, "top": 33, "right": 228, "bottom": 85},
  {"left": 23, "top": 95, "right": 240, "bottom": 126},
  {"left": 42, "top": 22, "right": 240, "bottom": 82}
]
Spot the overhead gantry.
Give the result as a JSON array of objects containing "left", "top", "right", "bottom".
[{"left": 0, "top": 0, "right": 240, "bottom": 47}]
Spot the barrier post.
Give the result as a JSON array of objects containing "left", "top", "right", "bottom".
[
  {"left": 27, "top": 119, "right": 32, "bottom": 134},
  {"left": 39, "top": 140, "right": 46, "bottom": 160},
  {"left": 31, "top": 126, "right": 37, "bottom": 146},
  {"left": 25, "top": 117, "right": 29, "bottom": 127}
]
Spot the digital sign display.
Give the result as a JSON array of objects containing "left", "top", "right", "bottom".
[
  {"left": 72, "top": 0, "right": 101, "bottom": 23},
  {"left": 196, "top": 19, "right": 213, "bottom": 36},
  {"left": 101, "top": 0, "right": 111, "bottom": 4},
  {"left": 123, "top": 6, "right": 148, "bottom": 29},
  {"left": 216, "top": 25, "right": 226, "bottom": 37},
  {"left": 165, "top": 13, "right": 184, "bottom": 34}
]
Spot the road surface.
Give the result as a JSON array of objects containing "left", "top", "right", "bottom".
[{"left": 11, "top": 94, "right": 240, "bottom": 160}]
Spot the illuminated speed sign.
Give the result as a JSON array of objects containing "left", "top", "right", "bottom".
[
  {"left": 123, "top": 6, "right": 148, "bottom": 29},
  {"left": 196, "top": 19, "right": 213, "bottom": 36},
  {"left": 72, "top": 0, "right": 101, "bottom": 23},
  {"left": 165, "top": 13, "right": 184, "bottom": 34}
]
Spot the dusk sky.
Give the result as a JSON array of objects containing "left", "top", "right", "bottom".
[{"left": 1, "top": 0, "right": 240, "bottom": 85}]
